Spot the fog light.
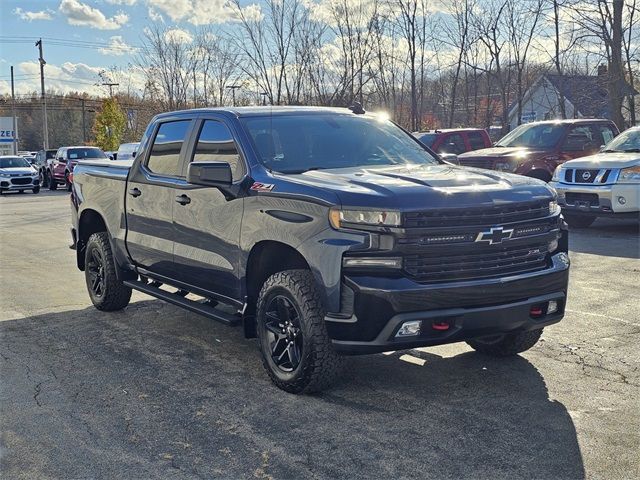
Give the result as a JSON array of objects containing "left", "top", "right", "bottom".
[
  {"left": 618, "top": 196, "right": 626, "bottom": 205},
  {"left": 548, "top": 300, "right": 559, "bottom": 314},
  {"left": 396, "top": 320, "right": 421, "bottom": 337}
]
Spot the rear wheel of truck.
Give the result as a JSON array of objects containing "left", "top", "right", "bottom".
[
  {"left": 49, "top": 173, "right": 57, "bottom": 191},
  {"left": 467, "top": 328, "right": 543, "bottom": 356},
  {"left": 563, "top": 213, "right": 596, "bottom": 228},
  {"left": 256, "top": 269, "right": 343, "bottom": 394},
  {"left": 85, "top": 232, "right": 132, "bottom": 311}
]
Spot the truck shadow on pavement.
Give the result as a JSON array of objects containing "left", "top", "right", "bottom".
[{"left": 0, "top": 300, "right": 585, "bottom": 479}]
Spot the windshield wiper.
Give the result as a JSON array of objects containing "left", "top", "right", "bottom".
[
  {"left": 601, "top": 149, "right": 619, "bottom": 153},
  {"left": 622, "top": 148, "right": 640, "bottom": 153}
]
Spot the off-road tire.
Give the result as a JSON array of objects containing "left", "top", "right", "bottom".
[
  {"left": 563, "top": 213, "right": 596, "bottom": 228},
  {"left": 467, "top": 328, "right": 543, "bottom": 356},
  {"left": 85, "top": 232, "right": 132, "bottom": 311},
  {"left": 48, "top": 172, "right": 57, "bottom": 191},
  {"left": 256, "top": 269, "right": 343, "bottom": 394}
]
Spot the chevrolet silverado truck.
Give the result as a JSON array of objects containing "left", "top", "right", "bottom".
[
  {"left": 70, "top": 106, "right": 570, "bottom": 393},
  {"left": 457, "top": 119, "right": 619, "bottom": 181}
]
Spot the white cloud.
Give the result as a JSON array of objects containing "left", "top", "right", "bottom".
[
  {"left": 99, "top": 36, "right": 138, "bottom": 56},
  {"left": 164, "top": 28, "right": 194, "bottom": 44},
  {"left": 14, "top": 7, "right": 54, "bottom": 21},
  {"left": 148, "top": 8, "right": 164, "bottom": 22},
  {"left": 59, "top": 0, "right": 129, "bottom": 30},
  {"left": 106, "top": 0, "right": 138, "bottom": 5},
  {"left": 147, "top": 0, "right": 262, "bottom": 25}
]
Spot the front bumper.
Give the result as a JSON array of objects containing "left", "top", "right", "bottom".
[
  {"left": 0, "top": 177, "right": 40, "bottom": 190},
  {"left": 327, "top": 252, "right": 570, "bottom": 354},
  {"left": 551, "top": 181, "right": 640, "bottom": 216}
]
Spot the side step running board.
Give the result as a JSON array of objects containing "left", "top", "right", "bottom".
[{"left": 123, "top": 280, "right": 240, "bottom": 326}]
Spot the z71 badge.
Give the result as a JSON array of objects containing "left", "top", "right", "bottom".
[{"left": 250, "top": 182, "right": 275, "bottom": 192}]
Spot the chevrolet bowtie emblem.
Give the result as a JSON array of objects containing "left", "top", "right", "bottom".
[{"left": 475, "top": 226, "right": 514, "bottom": 245}]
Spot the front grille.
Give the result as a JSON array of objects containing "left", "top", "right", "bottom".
[
  {"left": 404, "top": 200, "right": 550, "bottom": 228},
  {"left": 563, "top": 168, "right": 613, "bottom": 184},
  {"left": 404, "top": 242, "right": 549, "bottom": 282},
  {"left": 565, "top": 192, "right": 599, "bottom": 206},
  {"left": 457, "top": 158, "right": 495, "bottom": 169},
  {"left": 11, "top": 177, "right": 32, "bottom": 185}
]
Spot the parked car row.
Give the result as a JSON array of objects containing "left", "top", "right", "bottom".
[{"left": 414, "top": 119, "right": 637, "bottom": 227}]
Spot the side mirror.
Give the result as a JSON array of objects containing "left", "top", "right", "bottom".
[{"left": 187, "top": 161, "right": 232, "bottom": 187}]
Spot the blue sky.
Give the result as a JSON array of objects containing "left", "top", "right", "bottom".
[{"left": 0, "top": 0, "right": 257, "bottom": 96}]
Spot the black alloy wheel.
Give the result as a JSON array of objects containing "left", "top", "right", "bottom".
[
  {"left": 86, "top": 247, "right": 106, "bottom": 299},
  {"left": 263, "top": 295, "right": 304, "bottom": 372}
]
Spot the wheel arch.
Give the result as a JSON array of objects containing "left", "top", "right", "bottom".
[
  {"left": 77, "top": 209, "right": 108, "bottom": 270},
  {"left": 243, "top": 240, "right": 312, "bottom": 338}
]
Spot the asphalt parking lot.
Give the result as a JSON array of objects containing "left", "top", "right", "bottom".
[{"left": 1, "top": 190, "right": 638, "bottom": 479}]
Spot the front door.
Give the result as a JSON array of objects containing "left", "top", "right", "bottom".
[
  {"left": 170, "top": 117, "right": 246, "bottom": 303},
  {"left": 125, "top": 118, "right": 193, "bottom": 278}
]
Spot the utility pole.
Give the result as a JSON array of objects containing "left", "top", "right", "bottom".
[
  {"left": 226, "top": 85, "right": 241, "bottom": 106},
  {"left": 81, "top": 97, "right": 86, "bottom": 143},
  {"left": 10, "top": 66, "right": 18, "bottom": 155},
  {"left": 102, "top": 82, "right": 119, "bottom": 97},
  {"left": 35, "top": 39, "right": 48, "bottom": 149}
]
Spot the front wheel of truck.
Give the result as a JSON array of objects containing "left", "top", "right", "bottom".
[
  {"left": 84, "top": 232, "right": 132, "bottom": 311},
  {"left": 256, "top": 269, "right": 343, "bottom": 394},
  {"left": 467, "top": 328, "right": 543, "bottom": 357}
]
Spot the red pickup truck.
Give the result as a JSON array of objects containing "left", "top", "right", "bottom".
[
  {"left": 456, "top": 119, "right": 619, "bottom": 182},
  {"left": 47, "top": 146, "right": 108, "bottom": 191},
  {"left": 414, "top": 128, "right": 492, "bottom": 156}
]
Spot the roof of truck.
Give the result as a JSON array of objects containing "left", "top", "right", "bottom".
[{"left": 155, "top": 106, "right": 372, "bottom": 119}]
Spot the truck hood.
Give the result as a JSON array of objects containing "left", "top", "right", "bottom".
[
  {"left": 0, "top": 167, "right": 37, "bottom": 176},
  {"left": 282, "top": 164, "right": 554, "bottom": 210},
  {"left": 559, "top": 151, "right": 640, "bottom": 169},
  {"left": 458, "top": 146, "right": 549, "bottom": 160}
]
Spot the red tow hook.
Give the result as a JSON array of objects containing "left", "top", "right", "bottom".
[
  {"left": 432, "top": 321, "right": 450, "bottom": 331},
  {"left": 530, "top": 306, "right": 544, "bottom": 318}
]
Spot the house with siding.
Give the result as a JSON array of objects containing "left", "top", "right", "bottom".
[{"left": 507, "top": 70, "right": 637, "bottom": 131}]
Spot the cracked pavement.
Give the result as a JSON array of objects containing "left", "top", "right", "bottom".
[{"left": 1, "top": 191, "right": 639, "bottom": 479}]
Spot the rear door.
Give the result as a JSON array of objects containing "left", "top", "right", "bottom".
[
  {"left": 170, "top": 116, "right": 246, "bottom": 302},
  {"left": 125, "top": 117, "right": 194, "bottom": 278}
]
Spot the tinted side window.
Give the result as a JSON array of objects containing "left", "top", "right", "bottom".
[
  {"left": 147, "top": 120, "right": 191, "bottom": 176},
  {"left": 563, "top": 126, "right": 593, "bottom": 152},
  {"left": 192, "top": 120, "right": 243, "bottom": 181},
  {"left": 467, "top": 131, "right": 487, "bottom": 150},
  {"left": 441, "top": 133, "right": 466, "bottom": 154}
]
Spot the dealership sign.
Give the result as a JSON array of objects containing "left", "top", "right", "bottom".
[{"left": 0, "top": 117, "right": 17, "bottom": 155}]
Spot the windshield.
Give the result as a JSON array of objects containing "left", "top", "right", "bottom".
[
  {"left": 603, "top": 128, "right": 640, "bottom": 152},
  {"left": 46, "top": 150, "right": 57, "bottom": 159},
  {"left": 242, "top": 114, "right": 439, "bottom": 174},
  {"left": 0, "top": 157, "right": 31, "bottom": 168},
  {"left": 496, "top": 123, "right": 565, "bottom": 149},
  {"left": 415, "top": 133, "right": 437, "bottom": 147},
  {"left": 68, "top": 148, "right": 107, "bottom": 160}
]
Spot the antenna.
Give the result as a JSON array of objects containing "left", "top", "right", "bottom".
[{"left": 348, "top": 101, "right": 365, "bottom": 115}]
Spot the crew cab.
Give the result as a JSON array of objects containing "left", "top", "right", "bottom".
[
  {"left": 457, "top": 119, "right": 619, "bottom": 182},
  {"left": 48, "top": 146, "right": 108, "bottom": 191},
  {"left": 70, "top": 107, "right": 570, "bottom": 393},
  {"left": 550, "top": 126, "right": 640, "bottom": 227}
]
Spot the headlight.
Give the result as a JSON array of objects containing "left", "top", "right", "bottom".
[
  {"left": 551, "top": 166, "right": 562, "bottom": 182},
  {"left": 549, "top": 200, "right": 560, "bottom": 215},
  {"left": 329, "top": 208, "right": 401, "bottom": 229},
  {"left": 618, "top": 165, "right": 640, "bottom": 183}
]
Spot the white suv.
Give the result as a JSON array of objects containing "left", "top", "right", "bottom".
[{"left": 550, "top": 126, "right": 640, "bottom": 228}]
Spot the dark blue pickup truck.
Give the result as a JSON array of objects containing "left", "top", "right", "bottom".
[{"left": 70, "top": 106, "right": 570, "bottom": 393}]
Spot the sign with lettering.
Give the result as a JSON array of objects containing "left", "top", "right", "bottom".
[{"left": 0, "top": 117, "right": 17, "bottom": 156}]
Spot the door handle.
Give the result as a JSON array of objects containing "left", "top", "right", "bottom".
[
  {"left": 175, "top": 194, "right": 191, "bottom": 205},
  {"left": 128, "top": 187, "right": 142, "bottom": 198}
]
